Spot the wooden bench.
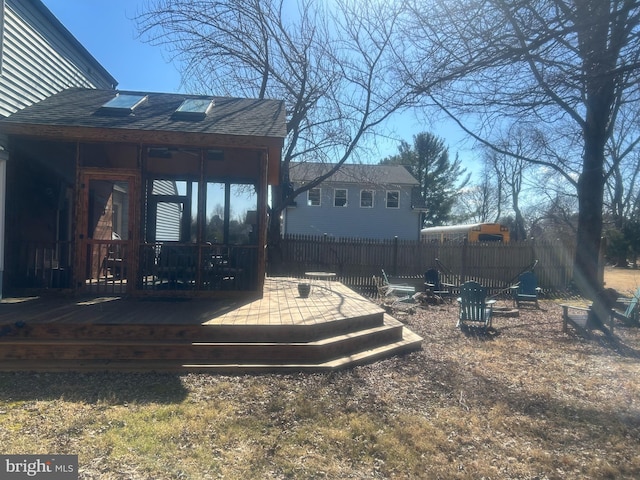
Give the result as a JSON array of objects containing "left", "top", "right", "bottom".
[{"left": 561, "top": 304, "right": 614, "bottom": 336}]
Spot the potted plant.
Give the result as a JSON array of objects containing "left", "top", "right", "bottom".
[{"left": 298, "top": 282, "right": 311, "bottom": 298}]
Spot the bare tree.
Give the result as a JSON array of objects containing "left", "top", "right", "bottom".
[
  {"left": 530, "top": 192, "right": 580, "bottom": 243},
  {"left": 605, "top": 105, "right": 640, "bottom": 229},
  {"left": 401, "top": 0, "right": 640, "bottom": 321},
  {"left": 381, "top": 132, "right": 469, "bottom": 227},
  {"left": 604, "top": 110, "right": 640, "bottom": 265},
  {"left": 136, "top": 0, "right": 414, "bottom": 254},
  {"left": 483, "top": 127, "right": 542, "bottom": 241},
  {"left": 451, "top": 165, "right": 502, "bottom": 224}
]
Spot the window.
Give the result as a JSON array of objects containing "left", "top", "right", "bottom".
[
  {"left": 229, "top": 183, "right": 258, "bottom": 245},
  {"left": 334, "top": 189, "right": 347, "bottom": 207},
  {"left": 308, "top": 188, "right": 321, "bottom": 206},
  {"left": 205, "top": 182, "right": 226, "bottom": 243},
  {"left": 173, "top": 98, "right": 215, "bottom": 120},
  {"left": 99, "top": 94, "right": 147, "bottom": 115},
  {"left": 386, "top": 190, "right": 400, "bottom": 208},
  {"left": 360, "top": 190, "right": 374, "bottom": 208},
  {"left": 147, "top": 179, "right": 195, "bottom": 242}
]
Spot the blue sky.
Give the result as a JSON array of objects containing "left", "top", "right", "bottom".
[
  {"left": 42, "top": 0, "right": 184, "bottom": 93},
  {"left": 41, "top": 0, "right": 475, "bottom": 165}
]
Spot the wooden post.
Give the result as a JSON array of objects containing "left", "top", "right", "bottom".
[
  {"left": 73, "top": 142, "right": 82, "bottom": 291},
  {"left": 322, "top": 233, "right": 328, "bottom": 270},
  {"left": 393, "top": 236, "right": 399, "bottom": 276},
  {"left": 460, "top": 238, "right": 468, "bottom": 284},
  {"left": 0, "top": 148, "right": 6, "bottom": 298},
  {"left": 256, "top": 151, "right": 268, "bottom": 295}
]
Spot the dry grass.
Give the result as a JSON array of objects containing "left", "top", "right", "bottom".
[
  {"left": 0, "top": 268, "right": 638, "bottom": 479},
  {"left": 1, "top": 298, "right": 639, "bottom": 479},
  {"left": 604, "top": 266, "right": 640, "bottom": 296}
]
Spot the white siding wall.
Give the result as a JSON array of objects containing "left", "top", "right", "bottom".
[
  {"left": 0, "top": 0, "right": 115, "bottom": 117},
  {"left": 284, "top": 183, "right": 422, "bottom": 241},
  {"left": 151, "top": 180, "right": 181, "bottom": 242}
]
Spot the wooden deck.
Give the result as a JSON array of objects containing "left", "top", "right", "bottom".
[{"left": 0, "top": 278, "right": 422, "bottom": 372}]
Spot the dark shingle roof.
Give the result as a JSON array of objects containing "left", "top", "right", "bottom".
[
  {"left": 289, "top": 162, "right": 419, "bottom": 186},
  {"left": 0, "top": 88, "right": 287, "bottom": 138}
]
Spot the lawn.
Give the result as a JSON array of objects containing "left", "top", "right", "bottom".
[{"left": 1, "top": 282, "right": 639, "bottom": 478}]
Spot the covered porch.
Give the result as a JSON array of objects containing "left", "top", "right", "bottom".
[{"left": 0, "top": 88, "right": 286, "bottom": 299}]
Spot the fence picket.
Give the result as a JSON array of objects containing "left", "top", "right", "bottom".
[{"left": 272, "top": 234, "right": 577, "bottom": 295}]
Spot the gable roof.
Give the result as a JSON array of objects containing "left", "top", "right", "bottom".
[
  {"left": 0, "top": 88, "right": 287, "bottom": 139},
  {"left": 289, "top": 162, "right": 420, "bottom": 186}
]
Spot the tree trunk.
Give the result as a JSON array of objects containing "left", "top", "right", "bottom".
[
  {"left": 571, "top": 0, "right": 622, "bottom": 335},
  {"left": 574, "top": 167, "right": 603, "bottom": 296},
  {"left": 574, "top": 134, "right": 608, "bottom": 332},
  {"left": 512, "top": 194, "right": 527, "bottom": 242}
]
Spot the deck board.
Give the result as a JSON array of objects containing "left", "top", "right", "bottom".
[
  {"left": 0, "top": 278, "right": 383, "bottom": 327},
  {"left": 0, "top": 279, "right": 423, "bottom": 372}
]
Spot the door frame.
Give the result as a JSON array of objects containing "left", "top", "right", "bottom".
[{"left": 76, "top": 169, "right": 140, "bottom": 294}]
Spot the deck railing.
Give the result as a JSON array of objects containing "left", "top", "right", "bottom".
[
  {"left": 6, "top": 240, "right": 73, "bottom": 290},
  {"left": 7, "top": 241, "right": 258, "bottom": 294},
  {"left": 137, "top": 242, "right": 259, "bottom": 292}
]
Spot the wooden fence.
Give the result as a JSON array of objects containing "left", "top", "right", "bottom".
[{"left": 270, "top": 234, "right": 578, "bottom": 296}]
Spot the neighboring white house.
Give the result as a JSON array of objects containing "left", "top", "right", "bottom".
[
  {"left": 0, "top": 0, "right": 116, "bottom": 296},
  {"left": 283, "top": 162, "right": 427, "bottom": 241}
]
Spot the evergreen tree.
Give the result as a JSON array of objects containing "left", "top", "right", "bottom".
[{"left": 381, "top": 132, "right": 470, "bottom": 227}]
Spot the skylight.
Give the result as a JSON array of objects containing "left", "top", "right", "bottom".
[
  {"left": 173, "top": 98, "right": 214, "bottom": 120},
  {"left": 99, "top": 94, "right": 148, "bottom": 115}
]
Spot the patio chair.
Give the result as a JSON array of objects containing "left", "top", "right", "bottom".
[
  {"left": 612, "top": 287, "right": 640, "bottom": 326},
  {"left": 102, "top": 232, "right": 125, "bottom": 278},
  {"left": 156, "top": 244, "right": 198, "bottom": 287},
  {"left": 457, "top": 281, "right": 496, "bottom": 330},
  {"left": 561, "top": 287, "right": 622, "bottom": 336},
  {"left": 379, "top": 269, "right": 416, "bottom": 301},
  {"left": 424, "top": 268, "right": 456, "bottom": 302},
  {"left": 510, "top": 271, "right": 541, "bottom": 308},
  {"left": 561, "top": 303, "right": 616, "bottom": 336}
]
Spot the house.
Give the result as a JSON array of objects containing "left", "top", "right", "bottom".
[
  {"left": 0, "top": 3, "right": 422, "bottom": 372},
  {"left": 0, "top": 88, "right": 286, "bottom": 298},
  {"left": 0, "top": 0, "right": 117, "bottom": 297},
  {"left": 284, "top": 162, "right": 427, "bottom": 240}
]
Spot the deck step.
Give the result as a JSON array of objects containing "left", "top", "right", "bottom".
[
  {"left": 0, "top": 315, "right": 418, "bottom": 367},
  {"left": 0, "top": 325, "right": 421, "bottom": 373},
  {"left": 0, "top": 311, "right": 384, "bottom": 343},
  {"left": 0, "top": 280, "right": 422, "bottom": 372}
]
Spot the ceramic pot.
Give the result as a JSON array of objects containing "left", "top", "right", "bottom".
[{"left": 298, "top": 283, "right": 311, "bottom": 298}]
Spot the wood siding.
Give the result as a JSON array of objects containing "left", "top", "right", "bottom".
[
  {"left": 284, "top": 183, "right": 422, "bottom": 241},
  {"left": 0, "top": 0, "right": 115, "bottom": 118}
]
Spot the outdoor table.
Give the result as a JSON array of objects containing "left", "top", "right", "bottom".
[{"left": 304, "top": 271, "right": 336, "bottom": 295}]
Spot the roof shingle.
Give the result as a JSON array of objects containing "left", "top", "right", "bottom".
[
  {"left": 0, "top": 88, "right": 287, "bottom": 139},
  {"left": 289, "top": 162, "right": 419, "bottom": 186}
]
